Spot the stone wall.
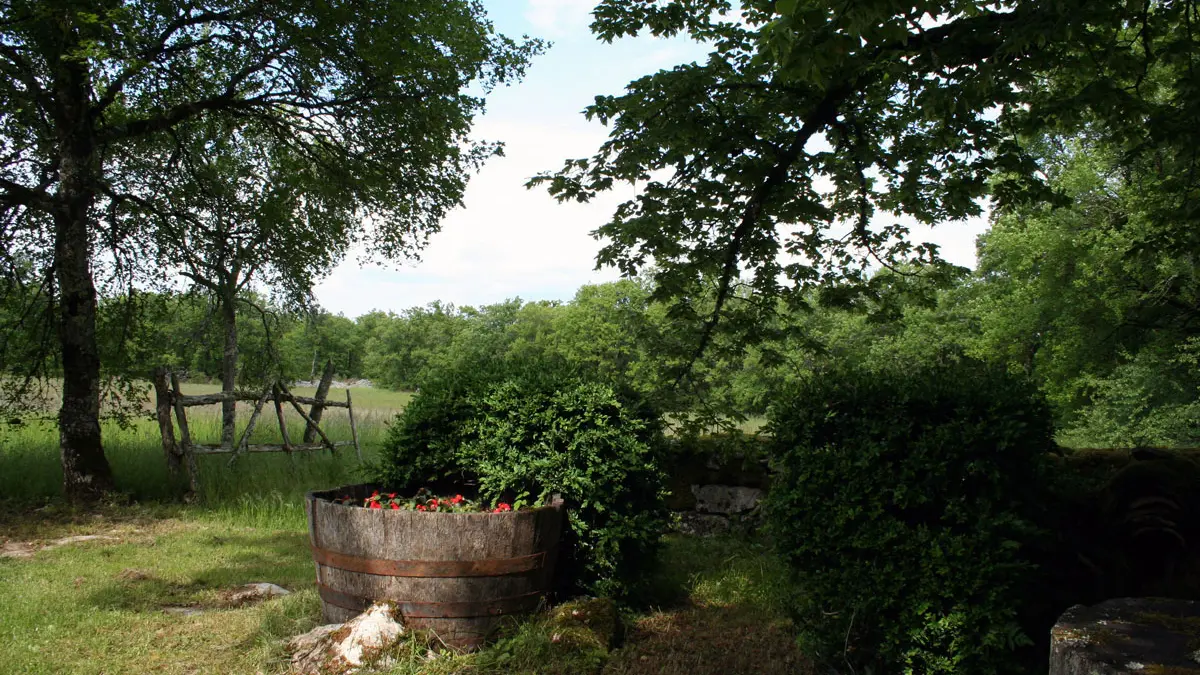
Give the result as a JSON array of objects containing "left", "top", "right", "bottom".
[{"left": 664, "top": 436, "right": 770, "bottom": 536}]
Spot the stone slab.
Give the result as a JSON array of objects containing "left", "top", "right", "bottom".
[{"left": 1050, "top": 597, "right": 1200, "bottom": 674}]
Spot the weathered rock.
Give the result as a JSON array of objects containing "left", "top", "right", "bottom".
[
  {"left": 667, "top": 452, "right": 771, "bottom": 492},
  {"left": 289, "top": 603, "right": 405, "bottom": 675},
  {"left": 220, "top": 582, "right": 290, "bottom": 607},
  {"left": 691, "top": 485, "right": 763, "bottom": 514},
  {"left": 1050, "top": 597, "right": 1200, "bottom": 675},
  {"left": 288, "top": 624, "right": 342, "bottom": 672},
  {"left": 664, "top": 484, "right": 698, "bottom": 511}
]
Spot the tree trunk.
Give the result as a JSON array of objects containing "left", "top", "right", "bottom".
[
  {"left": 219, "top": 289, "right": 238, "bottom": 449},
  {"left": 53, "top": 18, "right": 113, "bottom": 500}
]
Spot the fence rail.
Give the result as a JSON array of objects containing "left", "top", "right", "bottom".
[
  {"left": 152, "top": 362, "right": 361, "bottom": 497},
  {"left": 174, "top": 391, "right": 351, "bottom": 409}
]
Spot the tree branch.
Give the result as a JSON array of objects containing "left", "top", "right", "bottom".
[
  {"left": 98, "top": 41, "right": 291, "bottom": 143},
  {"left": 675, "top": 83, "right": 852, "bottom": 386},
  {"left": 672, "top": 7, "right": 1033, "bottom": 383},
  {"left": 0, "top": 176, "right": 52, "bottom": 210},
  {"left": 95, "top": 5, "right": 263, "bottom": 114}
]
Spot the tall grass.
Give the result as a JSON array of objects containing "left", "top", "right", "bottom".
[{"left": 0, "top": 384, "right": 410, "bottom": 524}]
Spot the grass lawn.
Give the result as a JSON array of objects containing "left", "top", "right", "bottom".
[
  {"left": 0, "top": 501, "right": 805, "bottom": 675},
  {"left": 0, "top": 507, "right": 317, "bottom": 674},
  {"left": 0, "top": 384, "right": 806, "bottom": 673}
]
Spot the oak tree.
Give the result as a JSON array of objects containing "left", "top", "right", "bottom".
[{"left": 0, "top": 0, "right": 542, "bottom": 498}]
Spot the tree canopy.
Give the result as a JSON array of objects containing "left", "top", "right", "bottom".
[{"left": 534, "top": 0, "right": 1200, "bottom": 366}]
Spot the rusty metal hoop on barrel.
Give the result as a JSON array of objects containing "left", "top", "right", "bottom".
[{"left": 305, "top": 484, "right": 564, "bottom": 650}]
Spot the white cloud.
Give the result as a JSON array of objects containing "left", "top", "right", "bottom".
[
  {"left": 524, "top": 0, "right": 595, "bottom": 36},
  {"left": 314, "top": 119, "right": 628, "bottom": 317},
  {"left": 910, "top": 217, "right": 987, "bottom": 269}
]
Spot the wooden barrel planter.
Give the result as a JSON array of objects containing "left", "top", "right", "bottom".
[{"left": 306, "top": 484, "right": 564, "bottom": 649}]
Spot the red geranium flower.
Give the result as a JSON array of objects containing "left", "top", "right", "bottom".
[
  {"left": 369, "top": 502, "right": 382, "bottom": 510},
  {"left": 417, "top": 504, "right": 427, "bottom": 511},
  {"left": 390, "top": 503, "right": 399, "bottom": 510}
]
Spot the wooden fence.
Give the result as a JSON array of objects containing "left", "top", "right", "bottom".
[{"left": 152, "top": 366, "right": 361, "bottom": 494}]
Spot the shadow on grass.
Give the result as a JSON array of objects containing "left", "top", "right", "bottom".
[
  {"left": 604, "top": 606, "right": 808, "bottom": 675},
  {"left": 640, "top": 535, "right": 790, "bottom": 613},
  {"left": 84, "top": 530, "right": 311, "bottom": 613},
  {"left": 88, "top": 573, "right": 210, "bottom": 612},
  {"left": 604, "top": 534, "right": 810, "bottom": 675}
]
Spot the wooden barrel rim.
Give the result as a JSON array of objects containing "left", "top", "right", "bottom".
[
  {"left": 317, "top": 583, "right": 544, "bottom": 618},
  {"left": 316, "top": 500, "right": 565, "bottom": 518},
  {"left": 311, "top": 545, "right": 546, "bottom": 578},
  {"left": 305, "top": 488, "right": 564, "bottom": 554}
]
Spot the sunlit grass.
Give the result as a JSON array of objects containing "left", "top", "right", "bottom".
[
  {"left": 0, "top": 510, "right": 800, "bottom": 675},
  {"left": 0, "top": 384, "right": 409, "bottom": 507},
  {"left": 0, "top": 517, "right": 320, "bottom": 674}
]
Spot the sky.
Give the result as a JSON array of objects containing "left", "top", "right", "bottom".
[{"left": 312, "top": 0, "right": 989, "bottom": 319}]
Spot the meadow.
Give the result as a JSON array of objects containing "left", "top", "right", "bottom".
[{"left": 0, "top": 383, "right": 412, "bottom": 514}]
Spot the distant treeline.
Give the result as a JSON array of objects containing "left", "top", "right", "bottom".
[{"left": 4, "top": 137, "right": 1197, "bottom": 448}]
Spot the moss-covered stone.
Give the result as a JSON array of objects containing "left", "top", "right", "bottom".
[
  {"left": 1050, "top": 598, "right": 1200, "bottom": 674},
  {"left": 546, "top": 597, "right": 619, "bottom": 649}
]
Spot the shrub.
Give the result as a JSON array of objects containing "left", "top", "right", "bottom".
[
  {"left": 371, "top": 363, "right": 489, "bottom": 490},
  {"left": 765, "top": 360, "right": 1055, "bottom": 674},
  {"left": 373, "top": 357, "right": 669, "bottom": 600}
]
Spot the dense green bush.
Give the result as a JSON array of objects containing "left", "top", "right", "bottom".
[
  {"left": 373, "top": 357, "right": 669, "bottom": 600},
  {"left": 765, "top": 361, "right": 1055, "bottom": 674},
  {"left": 371, "top": 357, "right": 511, "bottom": 489}
]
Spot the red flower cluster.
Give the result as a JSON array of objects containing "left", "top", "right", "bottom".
[{"left": 332, "top": 490, "right": 508, "bottom": 513}]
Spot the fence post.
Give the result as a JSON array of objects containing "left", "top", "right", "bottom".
[
  {"left": 304, "top": 360, "right": 336, "bottom": 443},
  {"left": 273, "top": 382, "right": 294, "bottom": 454},
  {"left": 279, "top": 381, "right": 336, "bottom": 452},
  {"left": 347, "top": 389, "right": 362, "bottom": 462},
  {"left": 228, "top": 383, "right": 273, "bottom": 467},
  {"left": 152, "top": 367, "right": 181, "bottom": 476},
  {"left": 169, "top": 373, "right": 201, "bottom": 498}
]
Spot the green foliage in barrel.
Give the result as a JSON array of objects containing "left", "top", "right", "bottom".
[
  {"left": 765, "top": 360, "right": 1056, "bottom": 674},
  {"left": 464, "top": 375, "right": 668, "bottom": 600},
  {"left": 374, "top": 356, "right": 669, "bottom": 600}
]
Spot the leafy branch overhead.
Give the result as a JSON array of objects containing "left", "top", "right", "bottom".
[
  {"left": 4, "top": 0, "right": 544, "bottom": 258},
  {"left": 532, "top": 0, "right": 1200, "bottom": 359}
]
